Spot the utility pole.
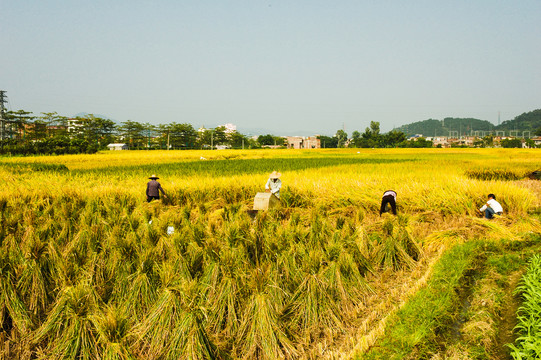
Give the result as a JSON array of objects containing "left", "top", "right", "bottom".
[{"left": 0, "top": 90, "right": 7, "bottom": 143}]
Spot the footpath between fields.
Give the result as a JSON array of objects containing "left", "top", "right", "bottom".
[{"left": 358, "top": 233, "right": 541, "bottom": 360}]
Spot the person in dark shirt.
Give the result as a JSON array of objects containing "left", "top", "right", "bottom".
[
  {"left": 146, "top": 175, "right": 167, "bottom": 202},
  {"left": 379, "top": 190, "right": 397, "bottom": 216}
]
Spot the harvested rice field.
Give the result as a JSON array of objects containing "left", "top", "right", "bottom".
[{"left": 0, "top": 148, "right": 540, "bottom": 359}]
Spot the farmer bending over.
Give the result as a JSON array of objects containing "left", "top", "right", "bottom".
[
  {"left": 146, "top": 174, "right": 167, "bottom": 202},
  {"left": 479, "top": 193, "right": 503, "bottom": 219},
  {"left": 265, "top": 171, "right": 282, "bottom": 199},
  {"left": 379, "top": 190, "right": 397, "bottom": 216}
]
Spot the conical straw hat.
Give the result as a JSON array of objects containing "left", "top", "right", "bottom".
[
  {"left": 148, "top": 174, "right": 159, "bottom": 179},
  {"left": 269, "top": 171, "right": 281, "bottom": 179}
]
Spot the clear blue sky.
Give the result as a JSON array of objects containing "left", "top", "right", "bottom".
[{"left": 2, "top": 0, "right": 540, "bottom": 135}]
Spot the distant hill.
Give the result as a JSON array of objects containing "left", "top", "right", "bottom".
[
  {"left": 396, "top": 109, "right": 541, "bottom": 136},
  {"left": 396, "top": 117, "right": 495, "bottom": 137},
  {"left": 496, "top": 109, "right": 541, "bottom": 133}
]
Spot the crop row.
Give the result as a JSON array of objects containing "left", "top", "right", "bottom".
[
  {"left": 0, "top": 194, "right": 420, "bottom": 359},
  {"left": 509, "top": 254, "right": 541, "bottom": 359}
]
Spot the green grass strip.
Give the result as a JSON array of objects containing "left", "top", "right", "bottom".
[
  {"left": 509, "top": 254, "right": 541, "bottom": 359},
  {"left": 72, "top": 157, "right": 415, "bottom": 177},
  {"left": 360, "top": 240, "right": 481, "bottom": 360}
]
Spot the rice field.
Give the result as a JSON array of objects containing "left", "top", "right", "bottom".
[{"left": 0, "top": 148, "right": 540, "bottom": 359}]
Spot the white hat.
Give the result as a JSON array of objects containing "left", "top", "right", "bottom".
[{"left": 269, "top": 171, "right": 281, "bottom": 179}]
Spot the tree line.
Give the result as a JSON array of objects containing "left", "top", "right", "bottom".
[
  {"left": 0, "top": 110, "right": 427, "bottom": 156},
  {"left": 0, "top": 111, "right": 257, "bottom": 155},
  {"left": 2, "top": 109, "right": 538, "bottom": 155},
  {"left": 320, "top": 121, "right": 433, "bottom": 148}
]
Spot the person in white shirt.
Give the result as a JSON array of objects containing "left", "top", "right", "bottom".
[
  {"left": 265, "top": 171, "right": 282, "bottom": 199},
  {"left": 479, "top": 193, "right": 503, "bottom": 219},
  {"left": 380, "top": 190, "right": 397, "bottom": 216}
]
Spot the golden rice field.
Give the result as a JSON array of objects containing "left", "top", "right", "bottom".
[{"left": 0, "top": 148, "right": 540, "bottom": 359}]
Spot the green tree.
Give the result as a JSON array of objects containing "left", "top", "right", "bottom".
[
  {"left": 273, "top": 136, "right": 285, "bottom": 146},
  {"left": 229, "top": 131, "right": 248, "bottom": 149},
  {"left": 482, "top": 135, "right": 494, "bottom": 147},
  {"left": 143, "top": 123, "right": 159, "bottom": 149},
  {"left": 5, "top": 110, "right": 35, "bottom": 142},
  {"left": 473, "top": 139, "right": 485, "bottom": 148},
  {"left": 212, "top": 126, "right": 227, "bottom": 146},
  {"left": 28, "top": 119, "right": 48, "bottom": 141},
  {"left": 382, "top": 130, "right": 406, "bottom": 148},
  {"left": 169, "top": 123, "right": 197, "bottom": 149},
  {"left": 257, "top": 134, "right": 275, "bottom": 146},
  {"left": 39, "top": 112, "right": 68, "bottom": 137},
  {"left": 401, "top": 137, "right": 433, "bottom": 148},
  {"left": 350, "top": 131, "right": 361, "bottom": 147},
  {"left": 501, "top": 138, "right": 522, "bottom": 148},
  {"left": 318, "top": 135, "right": 338, "bottom": 148},
  {"left": 119, "top": 120, "right": 146, "bottom": 149},
  {"left": 247, "top": 137, "right": 260, "bottom": 149},
  {"left": 370, "top": 121, "right": 380, "bottom": 136},
  {"left": 524, "top": 138, "right": 536, "bottom": 148},
  {"left": 335, "top": 129, "right": 348, "bottom": 147},
  {"left": 355, "top": 121, "right": 383, "bottom": 148},
  {"left": 156, "top": 123, "right": 171, "bottom": 149},
  {"left": 197, "top": 127, "right": 212, "bottom": 148},
  {"left": 77, "top": 114, "right": 116, "bottom": 149}
]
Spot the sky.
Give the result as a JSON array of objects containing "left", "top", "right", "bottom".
[{"left": 2, "top": 0, "right": 540, "bottom": 136}]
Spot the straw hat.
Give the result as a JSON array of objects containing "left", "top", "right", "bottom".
[
  {"left": 149, "top": 174, "right": 159, "bottom": 179},
  {"left": 269, "top": 171, "right": 282, "bottom": 179}
]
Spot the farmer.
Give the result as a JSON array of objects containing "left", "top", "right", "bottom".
[
  {"left": 265, "top": 171, "right": 282, "bottom": 199},
  {"left": 379, "top": 190, "right": 397, "bottom": 216},
  {"left": 146, "top": 175, "right": 167, "bottom": 202},
  {"left": 479, "top": 193, "right": 503, "bottom": 219}
]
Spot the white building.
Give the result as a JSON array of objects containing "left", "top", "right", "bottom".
[
  {"left": 222, "top": 123, "right": 237, "bottom": 134},
  {"left": 286, "top": 136, "right": 321, "bottom": 149},
  {"left": 67, "top": 118, "right": 83, "bottom": 135},
  {"left": 531, "top": 137, "right": 541, "bottom": 146},
  {"left": 107, "top": 143, "right": 128, "bottom": 150}
]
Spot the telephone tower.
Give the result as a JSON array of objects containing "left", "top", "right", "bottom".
[{"left": 0, "top": 90, "right": 7, "bottom": 141}]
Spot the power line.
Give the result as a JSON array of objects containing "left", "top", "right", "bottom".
[{"left": 0, "top": 90, "right": 7, "bottom": 142}]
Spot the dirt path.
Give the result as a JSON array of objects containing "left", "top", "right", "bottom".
[
  {"left": 492, "top": 270, "right": 523, "bottom": 360},
  {"left": 431, "top": 260, "right": 525, "bottom": 359}
]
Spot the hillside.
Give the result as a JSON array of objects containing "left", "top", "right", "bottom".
[
  {"left": 396, "top": 117, "right": 495, "bottom": 137},
  {"left": 396, "top": 109, "right": 541, "bottom": 137},
  {"left": 496, "top": 109, "right": 541, "bottom": 133}
]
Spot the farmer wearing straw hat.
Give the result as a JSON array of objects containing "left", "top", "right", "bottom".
[
  {"left": 265, "top": 171, "right": 282, "bottom": 199},
  {"left": 146, "top": 175, "right": 167, "bottom": 202}
]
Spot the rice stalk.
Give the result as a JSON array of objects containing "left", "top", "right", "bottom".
[{"left": 33, "top": 283, "right": 100, "bottom": 360}]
